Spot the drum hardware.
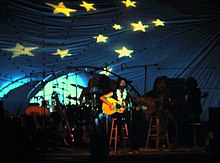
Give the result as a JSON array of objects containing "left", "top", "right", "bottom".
[
  {"left": 52, "top": 91, "right": 75, "bottom": 145},
  {"left": 70, "top": 84, "right": 86, "bottom": 89},
  {"left": 66, "top": 95, "right": 78, "bottom": 101}
]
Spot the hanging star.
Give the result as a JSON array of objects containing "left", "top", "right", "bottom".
[
  {"left": 80, "top": 1, "right": 96, "bottom": 11},
  {"left": 99, "top": 67, "right": 113, "bottom": 76},
  {"left": 3, "top": 43, "right": 38, "bottom": 58},
  {"left": 122, "top": 0, "right": 136, "bottom": 8},
  {"left": 131, "top": 21, "right": 148, "bottom": 32},
  {"left": 152, "top": 19, "right": 165, "bottom": 26},
  {"left": 113, "top": 24, "right": 122, "bottom": 30},
  {"left": 115, "top": 46, "right": 133, "bottom": 58},
  {"left": 45, "top": 2, "right": 77, "bottom": 17},
  {"left": 94, "top": 34, "right": 108, "bottom": 43},
  {"left": 52, "top": 49, "right": 71, "bottom": 58}
]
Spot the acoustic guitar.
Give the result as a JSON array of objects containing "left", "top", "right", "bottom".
[
  {"left": 138, "top": 96, "right": 163, "bottom": 115},
  {"left": 102, "top": 98, "right": 127, "bottom": 115},
  {"left": 102, "top": 97, "right": 151, "bottom": 115}
]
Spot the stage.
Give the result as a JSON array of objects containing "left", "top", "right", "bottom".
[
  {"left": 2, "top": 116, "right": 220, "bottom": 163},
  {"left": 21, "top": 146, "right": 220, "bottom": 163},
  {"left": 1, "top": 125, "right": 219, "bottom": 163}
]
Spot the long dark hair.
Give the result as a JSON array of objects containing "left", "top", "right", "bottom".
[{"left": 116, "top": 77, "right": 127, "bottom": 88}]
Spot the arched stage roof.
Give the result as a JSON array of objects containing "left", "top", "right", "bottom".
[{"left": 0, "top": 0, "right": 220, "bottom": 121}]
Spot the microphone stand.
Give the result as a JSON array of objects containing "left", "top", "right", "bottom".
[
  {"left": 89, "top": 71, "right": 96, "bottom": 127},
  {"left": 122, "top": 63, "right": 158, "bottom": 94},
  {"left": 75, "top": 70, "right": 78, "bottom": 109}
]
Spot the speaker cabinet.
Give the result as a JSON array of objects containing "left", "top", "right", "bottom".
[
  {"left": 209, "top": 107, "right": 220, "bottom": 151},
  {"left": 209, "top": 107, "right": 220, "bottom": 130}
]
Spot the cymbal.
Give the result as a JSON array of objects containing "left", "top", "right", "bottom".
[
  {"left": 66, "top": 95, "right": 78, "bottom": 100},
  {"left": 70, "top": 84, "right": 85, "bottom": 89}
]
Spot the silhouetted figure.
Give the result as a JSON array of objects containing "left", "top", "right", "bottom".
[
  {"left": 139, "top": 76, "right": 177, "bottom": 148},
  {"left": 78, "top": 72, "right": 100, "bottom": 105},
  {"left": 130, "top": 104, "right": 146, "bottom": 153},
  {"left": 89, "top": 132, "right": 109, "bottom": 162},
  {"left": 184, "top": 77, "right": 202, "bottom": 122}
]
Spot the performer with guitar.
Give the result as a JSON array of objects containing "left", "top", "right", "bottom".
[
  {"left": 100, "top": 77, "right": 130, "bottom": 147},
  {"left": 138, "top": 76, "right": 178, "bottom": 148}
]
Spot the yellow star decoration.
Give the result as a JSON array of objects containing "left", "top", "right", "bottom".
[
  {"left": 3, "top": 43, "right": 38, "bottom": 58},
  {"left": 113, "top": 24, "right": 122, "bottom": 30},
  {"left": 152, "top": 19, "right": 165, "bottom": 26},
  {"left": 99, "top": 67, "right": 113, "bottom": 76},
  {"left": 122, "top": 0, "right": 136, "bottom": 8},
  {"left": 94, "top": 34, "right": 108, "bottom": 43},
  {"left": 131, "top": 21, "right": 148, "bottom": 32},
  {"left": 115, "top": 46, "right": 133, "bottom": 58},
  {"left": 45, "top": 2, "right": 77, "bottom": 17},
  {"left": 52, "top": 49, "right": 71, "bottom": 58},
  {"left": 80, "top": 1, "right": 96, "bottom": 11}
]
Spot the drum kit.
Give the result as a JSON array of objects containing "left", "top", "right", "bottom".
[
  {"left": 23, "top": 73, "right": 108, "bottom": 147},
  {"left": 47, "top": 81, "right": 103, "bottom": 130},
  {"left": 64, "top": 84, "right": 104, "bottom": 146}
]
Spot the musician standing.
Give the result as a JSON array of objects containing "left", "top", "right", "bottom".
[{"left": 184, "top": 77, "right": 202, "bottom": 123}]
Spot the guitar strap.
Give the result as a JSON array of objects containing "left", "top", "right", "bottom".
[{"left": 112, "top": 90, "right": 118, "bottom": 101}]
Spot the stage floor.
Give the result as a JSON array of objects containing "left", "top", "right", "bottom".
[
  {"left": 27, "top": 146, "right": 220, "bottom": 163},
  {"left": 1, "top": 126, "right": 219, "bottom": 163}
]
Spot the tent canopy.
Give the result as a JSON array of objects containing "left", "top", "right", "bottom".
[{"left": 0, "top": 0, "right": 220, "bottom": 120}]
